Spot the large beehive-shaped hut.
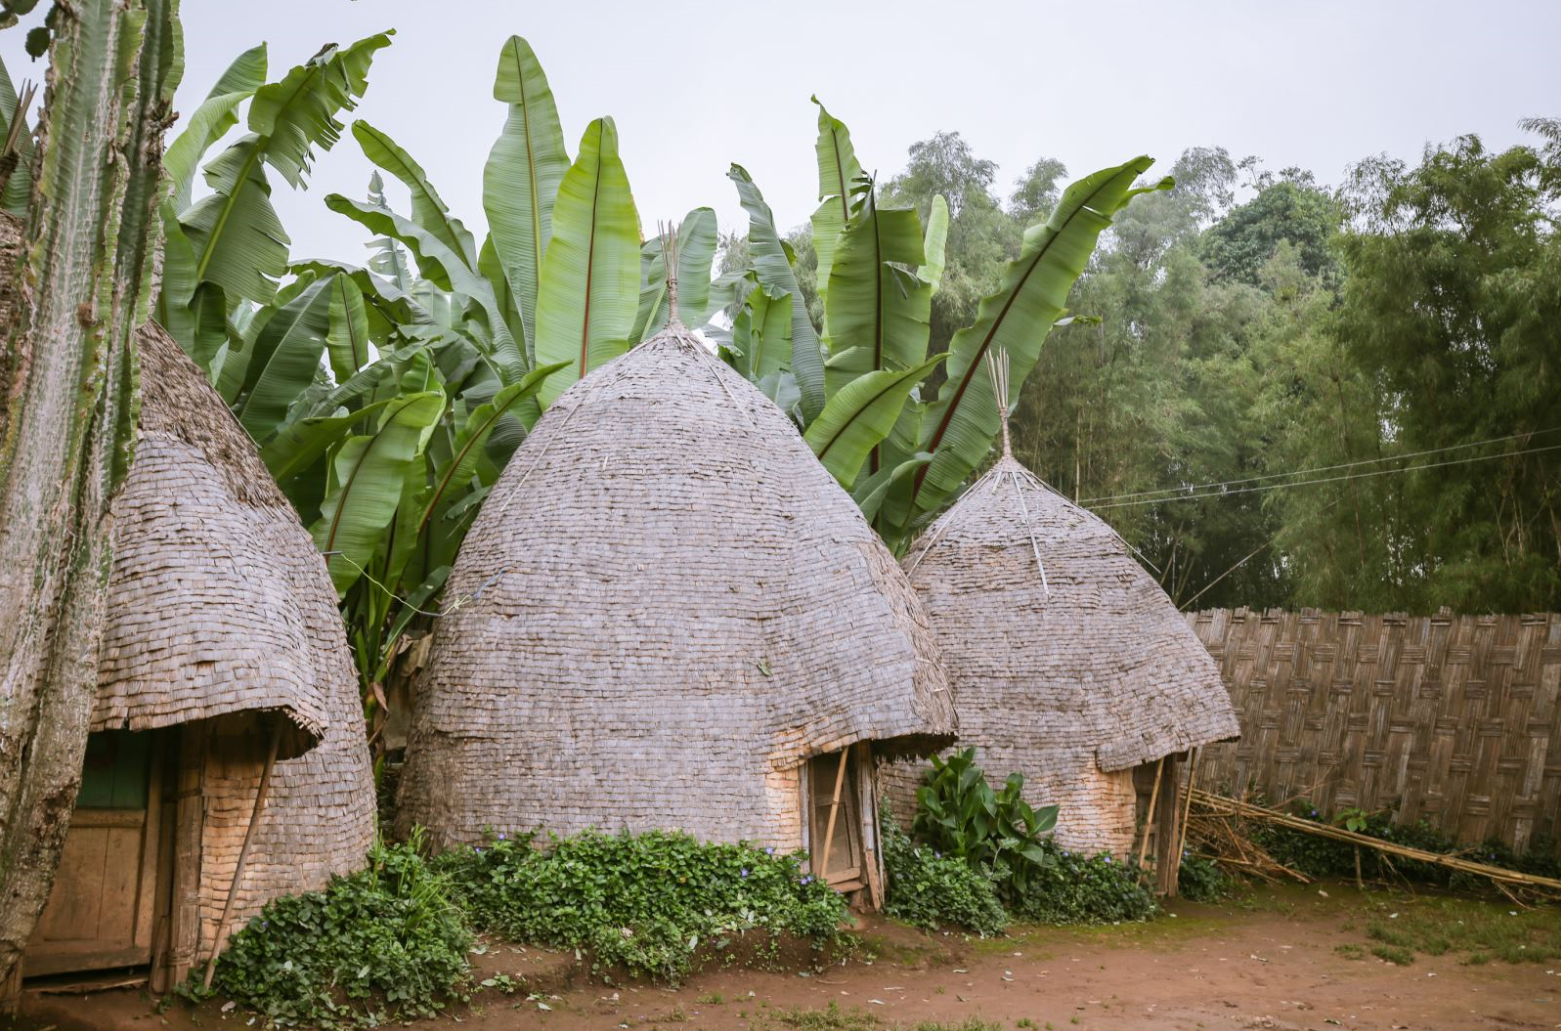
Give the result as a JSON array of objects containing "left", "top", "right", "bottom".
[
  {"left": 9, "top": 209, "right": 374, "bottom": 988},
  {"left": 397, "top": 325, "right": 955, "bottom": 899},
  {"left": 892, "top": 366, "right": 1238, "bottom": 859}
]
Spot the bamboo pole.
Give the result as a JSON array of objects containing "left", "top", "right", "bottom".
[
  {"left": 203, "top": 719, "right": 283, "bottom": 989},
  {"left": 1175, "top": 747, "right": 1199, "bottom": 866},
  {"left": 818, "top": 750, "right": 851, "bottom": 882},
  {"left": 1136, "top": 758, "right": 1166, "bottom": 878},
  {"left": 1191, "top": 788, "right": 1561, "bottom": 894}
]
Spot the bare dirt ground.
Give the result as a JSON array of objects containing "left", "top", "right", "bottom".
[{"left": 8, "top": 883, "right": 1561, "bottom": 1031}]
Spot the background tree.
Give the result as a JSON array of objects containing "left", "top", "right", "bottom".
[{"left": 0, "top": 0, "right": 182, "bottom": 986}]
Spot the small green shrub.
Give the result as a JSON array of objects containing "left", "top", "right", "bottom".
[
  {"left": 911, "top": 748, "right": 1057, "bottom": 902},
  {"left": 436, "top": 828, "right": 849, "bottom": 982},
  {"left": 1177, "top": 853, "right": 1230, "bottom": 902},
  {"left": 1010, "top": 842, "right": 1159, "bottom": 925},
  {"left": 195, "top": 831, "right": 473, "bottom": 1029},
  {"left": 881, "top": 814, "right": 1008, "bottom": 935}
]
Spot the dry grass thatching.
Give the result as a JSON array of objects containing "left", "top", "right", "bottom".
[{"left": 396, "top": 326, "right": 956, "bottom": 850}]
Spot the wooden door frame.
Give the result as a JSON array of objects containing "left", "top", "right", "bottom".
[{"left": 801, "top": 745, "right": 883, "bottom": 898}]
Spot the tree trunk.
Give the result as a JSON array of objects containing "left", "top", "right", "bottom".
[{"left": 0, "top": 0, "right": 181, "bottom": 990}]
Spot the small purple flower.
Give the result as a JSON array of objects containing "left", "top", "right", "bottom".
[
  {"left": 1062, "top": 850, "right": 1069, "bottom": 857},
  {"left": 1310, "top": 810, "right": 1318, "bottom": 818},
  {"left": 934, "top": 850, "right": 941, "bottom": 859},
  {"left": 498, "top": 833, "right": 506, "bottom": 841},
  {"left": 474, "top": 847, "right": 483, "bottom": 855},
  {"left": 262, "top": 921, "right": 269, "bottom": 929},
  {"left": 801, "top": 875, "right": 813, "bottom": 885},
  {"left": 766, "top": 847, "right": 775, "bottom": 855},
  {"left": 1104, "top": 855, "right": 1112, "bottom": 863},
  {"left": 741, "top": 868, "right": 749, "bottom": 878}
]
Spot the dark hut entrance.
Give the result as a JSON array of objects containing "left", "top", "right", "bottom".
[
  {"left": 25, "top": 730, "right": 164, "bottom": 977},
  {"left": 806, "top": 749, "right": 867, "bottom": 890}
]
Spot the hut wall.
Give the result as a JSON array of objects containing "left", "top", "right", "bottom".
[
  {"left": 193, "top": 706, "right": 375, "bottom": 957},
  {"left": 1188, "top": 607, "right": 1561, "bottom": 854}
]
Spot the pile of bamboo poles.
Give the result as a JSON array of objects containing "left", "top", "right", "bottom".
[{"left": 1190, "top": 789, "right": 1561, "bottom": 895}]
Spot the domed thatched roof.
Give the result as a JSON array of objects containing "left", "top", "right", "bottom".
[
  {"left": 97, "top": 323, "right": 339, "bottom": 756},
  {"left": 396, "top": 327, "right": 955, "bottom": 848},
  {"left": 902, "top": 454, "right": 1239, "bottom": 777}
]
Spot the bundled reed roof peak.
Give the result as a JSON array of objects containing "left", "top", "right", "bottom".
[
  {"left": 903, "top": 350, "right": 1238, "bottom": 776},
  {"left": 397, "top": 315, "right": 956, "bottom": 849}
]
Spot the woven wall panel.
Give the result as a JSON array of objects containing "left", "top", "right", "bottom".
[{"left": 1188, "top": 608, "right": 1561, "bottom": 853}]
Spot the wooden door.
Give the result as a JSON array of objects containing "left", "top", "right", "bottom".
[
  {"left": 807, "top": 750, "right": 864, "bottom": 890},
  {"left": 25, "top": 730, "right": 162, "bottom": 977}
]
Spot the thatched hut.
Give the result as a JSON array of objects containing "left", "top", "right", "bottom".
[
  {"left": 396, "top": 324, "right": 955, "bottom": 902},
  {"left": 12, "top": 227, "right": 374, "bottom": 988},
  {"left": 890, "top": 358, "right": 1238, "bottom": 867}
]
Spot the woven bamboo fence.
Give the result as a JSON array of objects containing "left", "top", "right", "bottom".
[{"left": 1186, "top": 608, "right": 1561, "bottom": 855}]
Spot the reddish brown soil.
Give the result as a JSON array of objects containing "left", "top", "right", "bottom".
[{"left": 7, "top": 886, "right": 1560, "bottom": 1031}]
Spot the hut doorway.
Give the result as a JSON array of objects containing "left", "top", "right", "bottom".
[
  {"left": 806, "top": 750, "right": 866, "bottom": 890},
  {"left": 25, "top": 730, "right": 164, "bottom": 977}
]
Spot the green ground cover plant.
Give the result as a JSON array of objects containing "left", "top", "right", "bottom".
[{"left": 435, "top": 827, "right": 851, "bottom": 982}]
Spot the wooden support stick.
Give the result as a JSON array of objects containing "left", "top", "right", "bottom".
[
  {"left": 1136, "top": 757, "right": 1165, "bottom": 878},
  {"left": 818, "top": 750, "right": 850, "bottom": 882},
  {"left": 1175, "top": 747, "right": 1199, "bottom": 867},
  {"left": 203, "top": 719, "right": 282, "bottom": 989}
]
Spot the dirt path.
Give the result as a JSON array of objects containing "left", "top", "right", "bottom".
[{"left": 8, "top": 885, "right": 1561, "bottom": 1030}]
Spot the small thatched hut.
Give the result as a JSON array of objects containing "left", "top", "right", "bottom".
[
  {"left": 12, "top": 221, "right": 374, "bottom": 988},
  {"left": 890, "top": 358, "right": 1238, "bottom": 866},
  {"left": 396, "top": 324, "right": 955, "bottom": 902}
]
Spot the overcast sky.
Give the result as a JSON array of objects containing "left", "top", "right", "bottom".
[{"left": 3, "top": 0, "right": 1557, "bottom": 263}]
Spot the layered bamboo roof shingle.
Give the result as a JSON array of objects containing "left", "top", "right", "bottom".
[{"left": 396, "top": 326, "right": 956, "bottom": 849}]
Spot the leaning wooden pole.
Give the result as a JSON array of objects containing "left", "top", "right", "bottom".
[
  {"left": 1136, "top": 757, "right": 1166, "bottom": 877},
  {"left": 818, "top": 749, "right": 850, "bottom": 882},
  {"left": 203, "top": 719, "right": 283, "bottom": 989}
]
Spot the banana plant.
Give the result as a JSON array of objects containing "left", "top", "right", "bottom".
[{"left": 723, "top": 98, "right": 1167, "bottom": 550}]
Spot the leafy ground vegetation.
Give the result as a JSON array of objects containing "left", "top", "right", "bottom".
[
  {"left": 189, "top": 829, "right": 850, "bottom": 1027},
  {"left": 882, "top": 751, "right": 1158, "bottom": 933}
]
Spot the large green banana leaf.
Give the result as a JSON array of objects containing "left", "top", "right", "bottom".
[
  {"left": 180, "top": 32, "right": 391, "bottom": 306},
  {"left": 534, "top": 117, "right": 640, "bottom": 407},
  {"left": 732, "top": 279, "right": 793, "bottom": 383},
  {"left": 325, "top": 194, "right": 526, "bottom": 383},
  {"left": 414, "top": 361, "right": 565, "bottom": 538},
  {"left": 896, "top": 156, "right": 1170, "bottom": 528},
  {"left": 164, "top": 44, "right": 267, "bottom": 210},
  {"left": 920, "top": 195, "right": 950, "bottom": 291},
  {"left": 314, "top": 389, "right": 446, "bottom": 594},
  {"left": 728, "top": 164, "right": 825, "bottom": 422},
  {"left": 234, "top": 273, "right": 336, "bottom": 439},
  {"left": 630, "top": 207, "right": 717, "bottom": 343},
  {"left": 852, "top": 451, "right": 931, "bottom": 523},
  {"left": 326, "top": 272, "right": 371, "bottom": 382},
  {"left": 352, "top": 120, "right": 478, "bottom": 269},
  {"left": 260, "top": 397, "right": 396, "bottom": 481},
  {"left": 805, "top": 355, "right": 945, "bottom": 487},
  {"left": 823, "top": 200, "right": 930, "bottom": 399},
  {"left": 483, "top": 35, "right": 570, "bottom": 360},
  {"left": 808, "top": 97, "right": 863, "bottom": 310}
]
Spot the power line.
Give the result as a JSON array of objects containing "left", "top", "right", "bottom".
[
  {"left": 1088, "top": 441, "right": 1561, "bottom": 511},
  {"left": 1078, "top": 426, "right": 1561, "bottom": 505}
]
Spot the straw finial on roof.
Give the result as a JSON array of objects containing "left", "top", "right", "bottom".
[
  {"left": 658, "top": 220, "right": 682, "bottom": 328},
  {"left": 985, "top": 347, "right": 1013, "bottom": 458}
]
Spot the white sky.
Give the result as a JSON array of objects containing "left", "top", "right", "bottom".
[{"left": 3, "top": 0, "right": 1558, "bottom": 263}]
